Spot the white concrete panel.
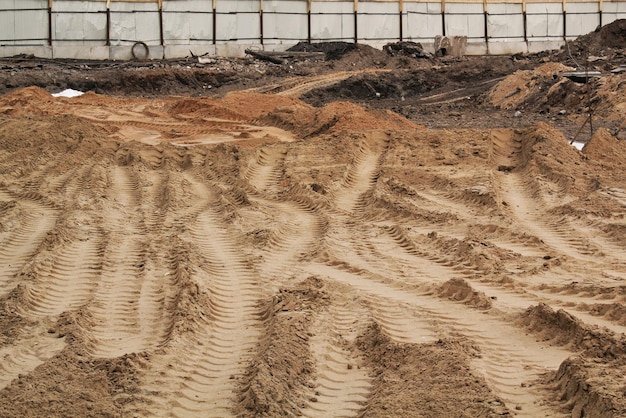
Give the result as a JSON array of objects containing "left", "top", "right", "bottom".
[
  {"left": 165, "top": 44, "right": 215, "bottom": 59},
  {"left": 0, "top": 11, "right": 15, "bottom": 43},
  {"left": 264, "top": 0, "right": 306, "bottom": 13},
  {"left": 357, "top": 2, "right": 400, "bottom": 40},
  {"left": 310, "top": 1, "right": 353, "bottom": 40},
  {"left": 110, "top": 2, "right": 158, "bottom": 12},
  {"left": 163, "top": 0, "right": 212, "bottom": 13},
  {"left": 603, "top": 1, "right": 626, "bottom": 25},
  {"left": 163, "top": 12, "right": 213, "bottom": 43},
  {"left": 526, "top": 3, "right": 564, "bottom": 38},
  {"left": 446, "top": 3, "right": 484, "bottom": 39},
  {"left": 311, "top": 13, "right": 354, "bottom": 40},
  {"left": 219, "top": 0, "right": 259, "bottom": 13},
  {"left": 406, "top": 3, "right": 442, "bottom": 40},
  {"left": 53, "top": 45, "right": 109, "bottom": 59},
  {"left": 15, "top": 9, "right": 47, "bottom": 42},
  {"left": 110, "top": 3, "right": 161, "bottom": 45},
  {"left": 1, "top": 0, "right": 46, "bottom": 9},
  {"left": 466, "top": 41, "right": 487, "bottom": 55},
  {"left": 0, "top": 45, "right": 52, "bottom": 58},
  {"left": 53, "top": 1, "right": 106, "bottom": 12},
  {"left": 488, "top": 40, "right": 527, "bottom": 54},
  {"left": 527, "top": 39, "right": 563, "bottom": 53},
  {"left": 566, "top": 4, "right": 600, "bottom": 38},
  {"left": 52, "top": 3, "right": 106, "bottom": 44},
  {"left": 218, "top": 12, "right": 259, "bottom": 42},
  {"left": 488, "top": 3, "right": 524, "bottom": 39},
  {"left": 359, "top": 1, "right": 399, "bottom": 40},
  {"left": 310, "top": 1, "right": 351, "bottom": 14},
  {"left": 264, "top": 13, "right": 307, "bottom": 41},
  {"left": 110, "top": 45, "right": 163, "bottom": 60}
]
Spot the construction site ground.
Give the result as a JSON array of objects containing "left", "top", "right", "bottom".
[{"left": 0, "top": 20, "right": 625, "bottom": 418}]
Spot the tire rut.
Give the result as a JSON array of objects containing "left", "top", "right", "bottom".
[
  {"left": 131, "top": 174, "right": 262, "bottom": 417},
  {"left": 301, "top": 297, "right": 372, "bottom": 418},
  {"left": 0, "top": 189, "right": 58, "bottom": 298},
  {"left": 333, "top": 131, "right": 389, "bottom": 213},
  {"left": 490, "top": 130, "right": 605, "bottom": 263},
  {"left": 308, "top": 262, "right": 571, "bottom": 417},
  {"left": 87, "top": 166, "right": 155, "bottom": 358}
]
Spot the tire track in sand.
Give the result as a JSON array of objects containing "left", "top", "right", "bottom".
[
  {"left": 244, "top": 139, "right": 373, "bottom": 415},
  {"left": 333, "top": 131, "right": 389, "bottom": 213},
  {"left": 133, "top": 174, "right": 261, "bottom": 417},
  {"left": 0, "top": 189, "right": 58, "bottom": 298},
  {"left": 0, "top": 324, "right": 65, "bottom": 390},
  {"left": 243, "top": 145, "right": 288, "bottom": 194},
  {"left": 308, "top": 262, "right": 572, "bottom": 417},
  {"left": 88, "top": 166, "right": 165, "bottom": 358},
  {"left": 301, "top": 295, "right": 372, "bottom": 418},
  {"left": 490, "top": 130, "right": 602, "bottom": 262}
]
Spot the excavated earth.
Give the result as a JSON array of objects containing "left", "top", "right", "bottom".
[{"left": 0, "top": 20, "right": 626, "bottom": 418}]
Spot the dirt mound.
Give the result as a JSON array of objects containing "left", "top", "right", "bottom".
[
  {"left": 1, "top": 73, "right": 626, "bottom": 418},
  {"left": 590, "top": 73, "right": 626, "bottom": 127},
  {"left": 556, "top": 19, "right": 626, "bottom": 68},
  {"left": 0, "top": 86, "right": 53, "bottom": 116},
  {"left": 552, "top": 357, "right": 626, "bottom": 418},
  {"left": 583, "top": 127, "right": 626, "bottom": 163},
  {"left": 237, "top": 277, "right": 327, "bottom": 416},
  {"left": 288, "top": 41, "right": 358, "bottom": 61},
  {"left": 356, "top": 323, "right": 509, "bottom": 417},
  {"left": 518, "top": 303, "right": 626, "bottom": 357},
  {"left": 438, "top": 278, "right": 493, "bottom": 309},
  {"left": 257, "top": 99, "right": 422, "bottom": 137},
  {"left": 487, "top": 62, "right": 574, "bottom": 110}
]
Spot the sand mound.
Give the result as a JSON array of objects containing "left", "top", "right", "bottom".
[
  {"left": 583, "top": 127, "right": 626, "bottom": 162},
  {"left": 356, "top": 323, "right": 509, "bottom": 416},
  {"left": 488, "top": 63, "right": 574, "bottom": 109},
  {"left": 438, "top": 278, "right": 492, "bottom": 309},
  {"left": 257, "top": 100, "right": 422, "bottom": 137}
]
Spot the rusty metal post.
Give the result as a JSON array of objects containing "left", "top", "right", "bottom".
[
  {"left": 106, "top": 0, "right": 111, "bottom": 46},
  {"left": 307, "top": 0, "right": 312, "bottom": 43},
  {"left": 48, "top": 0, "right": 53, "bottom": 46},
  {"left": 399, "top": 0, "right": 403, "bottom": 42},
  {"left": 158, "top": 0, "right": 164, "bottom": 46},
  {"left": 212, "top": 0, "right": 217, "bottom": 44},
  {"left": 354, "top": 0, "right": 358, "bottom": 44}
]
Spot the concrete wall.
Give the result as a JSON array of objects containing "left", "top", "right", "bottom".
[{"left": 1, "top": 0, "right": 626, "bottom": 59}]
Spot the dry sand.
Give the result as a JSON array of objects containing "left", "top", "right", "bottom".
[{"left": 1, "top": 23, "right": 626, "bottom": 417}]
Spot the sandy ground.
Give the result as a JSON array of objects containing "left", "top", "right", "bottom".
[{"left": 1, "top": 21, "right": 626, "bottom": 418}]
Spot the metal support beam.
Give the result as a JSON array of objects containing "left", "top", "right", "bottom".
[
  {"left": 522, "top": 0, "right": 527, "bottom": 43},
  {"left": 307, "top": 0, "right": 312, "bottom": 43},
  {"left": 399, "top": 0, "right": 404, "bottom": 42},
  {"left": 259, "top": 0, "right": 264, "bottom": 45},
  {"left": 212, "top": 0, "right": 217, "bottom": 44},
  {"left": 562, "top": 0, "right": 567, "bottom": 41},
  {"left": 48, "top": 0, "right": 53, "bottom": 46},
  {"left": 158, "top": 0, "right": 164, "bottom": 46},
  {"left": 353, "top": 0, "right": 358, "bottom": 44}
]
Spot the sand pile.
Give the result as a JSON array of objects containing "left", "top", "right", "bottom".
[
  {"left": 0, "top": 86, "right": 625, "bottom": 418},
  {"left": 487, "top": 62, "right": 574, "bottom": 109}
]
